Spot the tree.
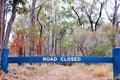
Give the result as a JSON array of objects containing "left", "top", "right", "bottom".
[
  {"left": 4, "top": 0, "right": 17, "bottom": 48},
  {"left": 0, "top": 0, "right": 6, "bottom": 51},
  {"left": 4, "top": 0, "right": 26, "bottom": 48},
  {"left": 102, "top": 25, "right": 116, "bottom": 47},
  {"left": 28, "top": 0, "right": 37, "bottom": 58},
  {"left": 0, "top": 0, "right": 26, "bottom": 58},
  {"left": 69, "top": 0, "right": 107, "bottom": 31},
  {"left": 105, "top": 0, "right": 120, "bottom": 47},
  {"left": 36, "top": 0, "right": 48, "bottom": 56},
  {"left": 70, "top": 4, "right": 82, "bottom": 26},
  {"left": 73, "top": 28, "right": 89, "bottom": 56}
]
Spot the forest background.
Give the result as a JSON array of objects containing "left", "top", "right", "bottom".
[{"left": 0, "top": 0, "right": 120, "bottom": 58}]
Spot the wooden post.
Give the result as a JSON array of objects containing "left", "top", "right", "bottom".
[
  {"left": 112, "top": 48, "right": 120, "bottom": 80},
  {"left": 1, "top": 48, "right": 9, "bottom": 73}
]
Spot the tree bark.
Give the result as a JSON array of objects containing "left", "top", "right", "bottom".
[
  {"left": 0, "top": 0, "right": 6, "bottom": 49},
  {"left": 115, "top": 24, "right": 119, "bottom": 47},
  {"left": 112, "top": 0, "right": 118, "bottom": 26},
  {"left": 84, "top": 9, "right": 94, "bottom": 32},
  {"left": 0, "top": 0, "right": 6, "bottom": 63},
  {"left": 70, "top": 6, "right": 82, "bottom": 26}
]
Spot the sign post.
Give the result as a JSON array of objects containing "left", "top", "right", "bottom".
[
  {"left": 112, "top": 48, "right": 120, "bottom": 79},
  {"left": 1, "top": 48, "right": 9, "bottom": 73}
]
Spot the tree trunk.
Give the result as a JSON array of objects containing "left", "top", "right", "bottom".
[
  {"left": 54, "top": 38, "right": 57, "bottom": 56},
  {"left": 28, "top": 0, "right": 36, "bottom": 65},
  {"left": 112, "top": 0, "right": 118, "bottom": 26},
  {"left": 48, "top": 0, "right": 55, "bottom": 56},
  {"left": 4, "top": 0, "right": 18, "bottom": 48},
  {"left": 70, "top": 6, "right": 82, "bottom": 26},
  {"left": 115, "top": 24, "right": 119, "bottom": 47},
  {"left": 54, "top": 22, "right": 58, "bottom": 56},
  {"left": 4, "top": 8, "right": 16, "bottom": 48},
  {"left": 0, "top": 0, "right": 6, "bottom": 64},
  {"left": 113, "top": 0, "right": 119, "bottom": 47},
  {"left": 59, "top": 38, "right": 62, "bottom": 56},
  {"left": 86, "top": 12, "right": 94, "bottom": 32},
  {"left": 94, "top": 2, "right": 103, "bottom": 31},
  {"left": 0, "top": 0, "right": 6, "bottom": 49}
]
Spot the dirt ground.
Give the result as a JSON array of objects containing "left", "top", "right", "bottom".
[{"left": 1, "top": 63, "right": 113, "bottom": 80}]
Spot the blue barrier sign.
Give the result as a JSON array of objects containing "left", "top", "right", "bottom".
[
  {"left": 1, "top": 48, "right": 120, "bottom": 80},
  {"left": 8, "top": 56, "right": 112, "bottom": 63}
]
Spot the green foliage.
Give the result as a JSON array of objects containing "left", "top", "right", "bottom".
[
  {"left": 63, "top": 36, "right": 74, "bottom": 51},
  {"left": 59, "top": 21, "right": 75, "bottom": 36},
  {"left": 61, "top": 6, "right": 66, "bottom": 10},
  {"left": 62, "top": 10, "right": 75, "bottom": 18},
  {"left": 88, "top": 39, "right": 112, "bottom": 57},
  {"left": 102, "top": 25, "right": 115, "bottom": 47},
  {"left": 44, "top": 3, "right": 52, "bottom": 9},
  {"left": 88, "top": 46, "right": 108, "bottom": 56},
  {"left": 17, "top": 0, "right": 28, "bottom": 14},
  {"left": 16, "top": 7, "right": 28, "bottom": 14},
  {"left": 62, "top": 0, "right": 73, "bottom": 3}
]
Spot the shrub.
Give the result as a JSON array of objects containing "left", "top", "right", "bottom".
[{"left": 88, "top": 45, "right": 111, "bottom": 56}]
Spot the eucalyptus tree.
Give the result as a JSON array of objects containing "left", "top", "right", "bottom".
[
  {"left": 69, "top": 0, "right": 107, "bottom": 31},
  {"left": 0, "top": 0, "right": 6, "bottom": 50},
  {"left": 28, "top": 0, "right": 37, "bottom": 59},
  {"left": 105, "top": 0, "right": 120, "bottom": 47},
  {"left": 4, "top": 0, "right": 26, "bottom": 48},
  {"left": 61, "top": 0, "right": 108, "bottom": 56},
  {"left": 0, "top": 0, "right": 26, "bottom": 59},
  {"left": 36, "top": 0, "right": 75, "bottom": 56}
]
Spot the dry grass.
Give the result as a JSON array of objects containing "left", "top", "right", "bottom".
[
  {"left": 86, "top": 64, "right": 112, "bottom": 78},
  {"left": 2, "top": 63, "right": 113, "bottom": 80},
  {"left": 0, "top": 69, "right": 11, "bottom": 80}
]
